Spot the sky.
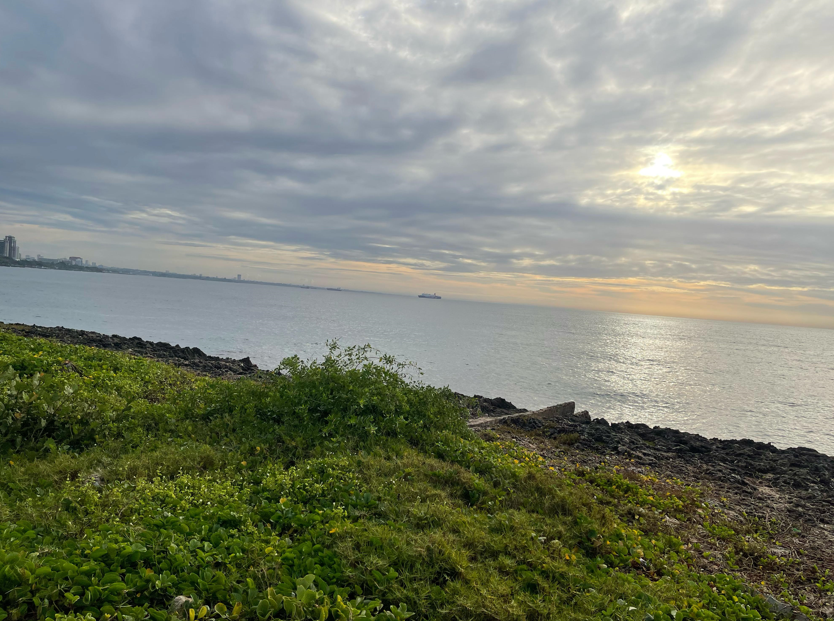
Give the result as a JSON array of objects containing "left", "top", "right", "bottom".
[{"left": 1, "top": 0, "right": 833, "bottom": 328}]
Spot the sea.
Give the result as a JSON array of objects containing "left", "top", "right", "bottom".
[{"left": 1, "top": 267, "right": 833, "bottom": 455}]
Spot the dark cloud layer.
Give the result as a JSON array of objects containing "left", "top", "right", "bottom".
[{"left": 1, "top": 0, "right": 833, "bottom": 324}]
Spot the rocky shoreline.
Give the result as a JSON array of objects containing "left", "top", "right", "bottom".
[
  {"left": 477, "top": 408, "right": 834, "bottom": 619},
  {"left": 466, "top": 400, "right": 834, "bottom": 619},
  {"left": 469, "top": 398, "right": 833, "bottom": 526},
  {"left": 0, "top": 322, "right": 261, "bottom": 378}
]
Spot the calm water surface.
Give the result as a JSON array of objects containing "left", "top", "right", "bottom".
[{"left": 2, "top": 268, "right": 833, "bottom": 455}]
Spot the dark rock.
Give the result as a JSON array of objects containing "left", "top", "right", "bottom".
[
  {"left": 507, "top": 416, "right": 544, "bottom": 431},
  {"left": 473, "top": 395, "right": 529, "bottom": 416},
  {"left": 573, "top": 410, "right": 591, "bottom": 422},
  {"left": 0, "top": 322, "right": 265, "bottom": 378},
  {"left": 537, "top": 401, "right": 576, "bottom": 418},
  {"left": 456, "top": 393, "right": 529, "bottom": 417}
]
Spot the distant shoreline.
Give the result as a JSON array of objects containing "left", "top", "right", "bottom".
[
  {"left": 0, "top": 256, "right": 104, "bottom": 273},
  {"left": 0, "top": 258, "right": 363, "bottom": 295}
]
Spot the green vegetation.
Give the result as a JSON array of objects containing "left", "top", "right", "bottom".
[{"left": 0, "top": 331, "right": 799, "bottom": 621}]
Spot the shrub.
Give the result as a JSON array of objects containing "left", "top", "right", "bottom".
[{"left": 183, "top": 343, "right": 467, "bottom": 456}]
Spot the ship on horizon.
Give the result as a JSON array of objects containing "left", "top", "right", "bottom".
[{"left": 418, "top": 292, "right": 441, "bottom": 299}]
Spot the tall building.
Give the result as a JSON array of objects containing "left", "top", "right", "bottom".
[
  {"left": 68, "top": 256, "right": 83, "bottom": 266},
  {"left": 2, "top": 236, "right": 17, "bottom": 260}
]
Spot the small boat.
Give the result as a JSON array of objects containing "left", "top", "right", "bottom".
[
  {"left": 418, "top": 293, "right": 441, "bottom": 299},
  {"left": 327, "top": 287, "right": 342, "bottom": 291}
]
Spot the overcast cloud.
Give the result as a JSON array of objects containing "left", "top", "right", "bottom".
[{"left": 1, "top": 0, "right": 833, "bottom": 326}]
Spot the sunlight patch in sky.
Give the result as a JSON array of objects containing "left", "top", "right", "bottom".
[{"left": 640, "top": 153, "right": 683, "bottom": 179}]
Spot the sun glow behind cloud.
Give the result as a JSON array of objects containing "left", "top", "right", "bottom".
[{"left": 640, "top": 153, "right": 683, "bottom": 179}]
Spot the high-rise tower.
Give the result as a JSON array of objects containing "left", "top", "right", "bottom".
[{"left": 2, "top": 236, "right": 17, "bottom": 260}]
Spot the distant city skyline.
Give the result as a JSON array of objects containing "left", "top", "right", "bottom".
[
  {"left": 4, "top": 233, "right": 261, "bottom": 281},
  {"left": 2, "top": 1, "right": 833, "bottom": 328}
]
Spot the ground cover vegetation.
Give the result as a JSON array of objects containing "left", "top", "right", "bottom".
[{"left": 0, "top": 330, "right": 819, "bottom": 621}]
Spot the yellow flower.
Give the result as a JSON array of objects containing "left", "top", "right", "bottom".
[
  {"left": 279, "top": 497, "right": 287, "bottom": 503},
  {"left": 329, "top": 528, "right": 337, "bottom": 534},
  {"left": 513, "top": 459, "right": 519, "bottom": 464},
  {"left": 9, "top": 461, "right": 13, "bottom": 465},
  {"left": 240, "top": 461, "right": 247, "bottom": 466}
]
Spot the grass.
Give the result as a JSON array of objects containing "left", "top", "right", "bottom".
[{"left": 0, "top": 329, "right": 814, "bottom": 621}]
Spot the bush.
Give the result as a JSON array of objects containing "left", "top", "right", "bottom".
[
  {"left": 183, "top": 343, "right": 467, "bottom": 456},
  {"left": 1, "top": 337, "right": 466, "bottom": 458}
]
